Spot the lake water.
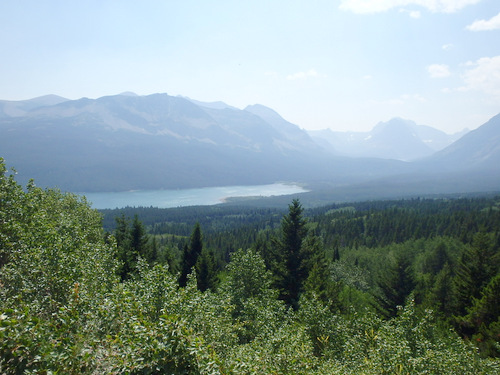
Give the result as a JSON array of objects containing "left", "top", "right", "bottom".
[{"left": 81, "top": 183, "right": 308, "bottom": 209}]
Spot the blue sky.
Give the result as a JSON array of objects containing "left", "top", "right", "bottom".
[{"left": 1, "top": 0, "right": 499, "bottom": 133}]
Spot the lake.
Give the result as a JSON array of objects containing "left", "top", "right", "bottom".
[{"left": 81, "top": 183, "right": 308, "bottom": 209}]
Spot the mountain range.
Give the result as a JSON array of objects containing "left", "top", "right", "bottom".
[
  {"left": 308, "top": 118, "right": 468, "bottom": 161},
  {"left": 0, "top": 92, "right": 498, "bottom": 202}
]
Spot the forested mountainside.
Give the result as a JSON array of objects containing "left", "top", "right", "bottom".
[
  {"left": 0, "top": 93, "right": 499, "bottom": 200},
  {"left": 1, "top": 158, "right": 499, "bottom": 374}
]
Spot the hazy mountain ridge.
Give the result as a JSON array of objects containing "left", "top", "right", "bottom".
[
  {"left": 244, "top": 104, "right": 320, "bottom": 154},
  {"left": 0, "top": 93, "right": 498, "bottom": 200},
  {"left": 0, "top": 94, "right": 69, "bottom": 118},
  {"left": 0, "top": 93, "right": 351, "bottom": 191},
  {"left": 421, "top": 113, "right": 500, "bottom": 171},
  {"left": 22, "top": 94, "right": 312, "bottom": 153},
  {"left": 309, "top": 118, "right": 468, "bottom": 161}
]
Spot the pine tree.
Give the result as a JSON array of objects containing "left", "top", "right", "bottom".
[
  {"left": 453, "top": 232, "right": 497, "bottom": 316},
  {"left": 463, "top": 273, "right": 500, "bottom": 357},
  {"left": 427, "top": 262, "right": 454, "bottom": 316},
  {"left": 149, "top": 235, "right": 159, "bottom": 265},
  {"left": 332, "top": 235, "right": 341, "bottom": 262},
  {"left": 303, "top": 236, "right": 341, "bottom": 311},
  {"left": 115, "top": 214, "right": 134, "bottom": 280},
  {"left": 179, "top": 223, "right": 203, "bottom": 287},
  {"left": 114, "top": 214, "right": 152, "bottom": 280},
  {"left": 131, "top": 214, "right": 151, "bottom": 261},
  {"left": 273, "top": 199, "right": 309, "bottom": 309},
  {"left": 178, "top": 243, "right": 190, "bottom": 287},
  {"left": 376, "top": 251, "right": 415, "bottom": 318},
  {"left": 424, "top": 240, "right": 449, "bottom": 275},
  {"left": 195, "top": 248, "right": 218, "bottom": 292}
]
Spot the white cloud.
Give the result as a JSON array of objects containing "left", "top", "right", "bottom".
[
  {"left": 428, "top": 64, "right": 451, "bottom": 78},
  {"left": 339, "top": 0, "right": 481, "bottom": 14},
  {"left": 466, "top": 11, "right": 500, "bottom": 31},
  {"left": 442, "top": 43, "right": 453, "bottom": 50},
  {"left": 399, "top": 8, "right": 421, "bottom": 18},
  {"left": 286, "top": 69, "right": 320, "bottom": 80},
  {"left": 461, "top": 56, "right": 500, "bottom": 97}
]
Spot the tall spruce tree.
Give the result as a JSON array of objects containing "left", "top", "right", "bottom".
[
  {"left": 376, "top": 251, "right": 415, "bottom": 318},
  {"left": 453, "top": 232, "right": 498, "bottom": 317},
  {"left": 462, "top": 273, "right": 500, "bottom": 356},
  {"left": 272, "top": 199, "right": 309, "bottom": 309},
  {"left": 179, "top": 223, "right": 203, "bottom": 287},
  {"left": 303, "top": 233, "right": 341, "bottom": 310},
  {"left": 195, "top": 248, "right": 218, "bottom": 292},
  {"left": 114, "top": 214, "right": 152, "bottom": 280},
  {"left": 115, "top": 214, "right": 134, "bottom": 280},
  {"left": 131, "top": 214, "right": 152, "bottom": 262}
]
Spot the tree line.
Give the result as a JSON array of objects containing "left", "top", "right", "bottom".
[{"left": 111, "top": 195, "right": 500, "bottom": 358}]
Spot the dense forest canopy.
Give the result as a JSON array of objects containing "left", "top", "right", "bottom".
[{"left": 1, "top": 158, "right": 499, "bottom": 374}]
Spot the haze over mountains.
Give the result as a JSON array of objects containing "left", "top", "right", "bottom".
[
  {"left": 0, "top": 92, "right": 498, "bottom": 201},
  {"left": 0, "top": 95, "right": 69, "bottom": 118},
  {"left": 309, "top": 118, "right": 468, "bottom": 161}
]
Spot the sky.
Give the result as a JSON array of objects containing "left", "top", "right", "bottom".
[{"left": 1, "top": 0, "right": 499, "bottom": 133}]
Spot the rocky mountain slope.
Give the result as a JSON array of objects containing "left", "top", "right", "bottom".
[
  {"left": 0, "top": 93, "right": 497, "bottom": 199},
  {"left": 0, "top": 93, "right": 400, "bottom": 191}
]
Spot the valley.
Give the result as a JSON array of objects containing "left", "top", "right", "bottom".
[
  {"left": 1, "top": 92, "right": 499, "bottom": 206},
  {"left": 1, "top": 97, "right": 499, "bottom": 371},
  {"left": 3, "top": 2, "right": 499, "bottom": 372}
]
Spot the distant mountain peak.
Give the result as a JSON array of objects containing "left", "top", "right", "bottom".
[
  {"left": 0, "top": 94, "right": 70, "bottom": 118},
  {"left": 182, "top": 96, "right": 237, "bottom": 110},
  {"left": 118, "top": 91, "right": 139, "bottom": 97},
  {"left": 308, "top": 117, "right": 468, "bottom": 161},
  {"left": 373, "top": 117, "right": 416, "bottom": 133},
  {"left": 28, "top": 94, "right": 69, "bottom": 102},
  {"left": 245, "top": 103, "right": 280, "bottom": 116},
  {"left": 244, "top": 104, "right": 295, "bottom": 127}
]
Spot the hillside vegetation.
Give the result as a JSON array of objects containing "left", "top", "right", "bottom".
[{"left": 1, "top": 158, "right": 499, "bottom": 374}]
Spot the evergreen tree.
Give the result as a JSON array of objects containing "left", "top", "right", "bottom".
[
  {"left": 376, "top": 251, "right": 415, "bottom": 318},
  {"left": 333, "top": 239, "right": 340, "bottom": 262},
  {"left": 115, "top": 214, "right": 134, "bottom": 280},
  {"left": 424, "top": 240, "right": 449, "bottom": 275},
  {"left": 131, "top": 214, "right": 152, "bottom": 262},
  {"left": 304, "top": 249, "right": 341, "bottom": 311},
  {"left": 462, "top": 273, "right": 500, "bottom": 357},
  {"left": 427, "top": 262, "right": 455, "bottom": 316},
  {"left": 179, "top": 223, "right": 203, "bottom": 287},
  {"left": 195, "top": 248, "right": 218, "bottom": 292},
  {"left": 114, "top": 214, "right": 152, "bottom": 279},
  {"left": 453, "top": 232, "right": 498, "bottom": 317},
  {"left": 149, "top": 235, "right": 159, "bottom": 265},
  {"left": 272, "top": 199, "right": 309, "bottom": 309},
  {"left": 178, "top": 244, "right": 190, "bottom": 287}
]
